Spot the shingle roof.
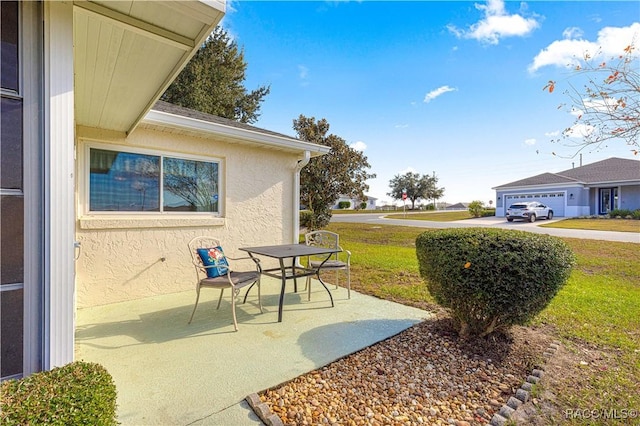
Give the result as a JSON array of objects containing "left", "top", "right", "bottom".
[
  {"left": 151, "top": 100, "right": 299, "bottom": 141},
  {"left": 495, "top": 157, "right": 640, "bottom": 189},
  {"left": 497, "top": 172, "right": 579, "bottom": 188},
  {"left": 557, "top": 157, "right": 640, "bottom": 182}
]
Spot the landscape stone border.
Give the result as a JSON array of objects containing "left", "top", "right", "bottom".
[
  {"left": 489, "top": 341, "right": 561, "bottom": 426},
  {"left": 246, "top": 392, "right": 283, "bottom": 426},
  {"left": 246, "top": 340, "right": 562, "bottom": 426}
]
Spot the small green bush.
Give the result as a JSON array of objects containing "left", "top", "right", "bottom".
[
  {"left": 338, "top": 201, "right": 351, "bottom": 209},
  {"left": 467, "top": 200, "right": 484, "bottom": 217},
  {"left": 481, "top": 208, "right": 496, "bottom": 217},
  {"left": 610, "top": 208, "right": 640, "bottom": 219},
  {"left": 416, "top": 228, "right": 575, "bottom": 338},
  {"left": 0, "top": 361, "right": 118, "bottom": 426},
  {"left": 610, "top": 208, "right": 632, "bottom": 218}
]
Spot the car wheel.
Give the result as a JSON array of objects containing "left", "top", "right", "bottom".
[
  {"left": 529, "top": 214, "right": 536, "bottom": 223},
  {"left": 547, "top": 211, "right": 553, "bottom": 220},
  {"left": 507, "top": 218, "right": 514, "bottom": 222}
]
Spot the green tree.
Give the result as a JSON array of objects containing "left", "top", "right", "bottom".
[
  {"left": 294, "top": 115, "right": 375, "bottom": 229},
  {"left": 161, "top": 26, "right": 270, "bottom": 124},
  {"left": 468, "top": 200, "right": 484, "bottom": 218},
  {"left": 388, "top": 172, "right": 444, "bottom": 210},
  {"left": 544, "top": 44, "right": 639, "bottom": 156}
]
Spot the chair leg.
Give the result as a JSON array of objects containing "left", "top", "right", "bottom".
[
  {"left": 231, "top": 288, "right": 239, "bottom": 332},
  {"left": 188, "top": 286, "right": 201, "bottom": 324},
  {"left": 335, "top": 269, "right": 339, "bottom": 290},
  {"left": 217, "top": 288, "right": 225, "bottom": 309},
  {"left": 346, "top": 267, "right": 351, "bottom": 299},
  {"left": 257, "top": 278, "right": 263, "bottom": 313},
  {"left": 306, "top": 275, "right": 312, "bottom": 301}
]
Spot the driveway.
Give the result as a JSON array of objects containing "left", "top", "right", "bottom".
[{"left": 331, "top": 214, "right": 640, "bottom": 243}]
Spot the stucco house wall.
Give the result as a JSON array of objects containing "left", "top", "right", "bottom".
[
  {"left": 75, "top": 127, "right": 300, "bottom": 308},
  {"left": 616, "top": 185, "right": 640, "bottom": 211}
]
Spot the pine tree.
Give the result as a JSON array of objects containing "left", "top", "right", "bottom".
[{"left": 162, "top": 26, "right": 270, "bottom": 124}]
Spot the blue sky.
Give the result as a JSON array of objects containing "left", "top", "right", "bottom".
[{"left": 222, "top": 1, "right": 639, "bottom": 206}]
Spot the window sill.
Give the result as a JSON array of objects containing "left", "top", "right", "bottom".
[{"left": 78, "top": 215, "right": 225, "bottom": 230}]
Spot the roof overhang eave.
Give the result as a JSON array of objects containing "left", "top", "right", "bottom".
[
  {"left": 142, "top": 109, "right": 330, "bottom": 157},
  {"left": 492, "top": 182, "right": 587, "bottom": 191},
  {"left": 584, "top": 179, "right": 640, "bottom": 186}
]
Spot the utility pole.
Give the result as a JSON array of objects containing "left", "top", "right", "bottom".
[{"left": 433, "top": 171, "right": 437, "bottom": 210}]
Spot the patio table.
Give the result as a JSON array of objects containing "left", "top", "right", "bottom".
[{"left": 239, "top": 243, "right": 340, "bottom": 322}]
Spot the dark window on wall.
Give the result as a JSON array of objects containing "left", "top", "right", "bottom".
[
  {"left": 163, "top": 157, "right": 219, "bottom": 212},
  {"left": 89, "top": 148, "right": 220, "bottom": 213},
  {"left": 90, "top": 149, "right": 160, "bottom": 211}
]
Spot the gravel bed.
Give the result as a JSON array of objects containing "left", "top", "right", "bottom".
[{"left": 259, "top": 317, "right": 551, "bottom": 426}]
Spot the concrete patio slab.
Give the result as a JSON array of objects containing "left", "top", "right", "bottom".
[{"left": 75, "top": 277, "right": 430, "bottom": 425}]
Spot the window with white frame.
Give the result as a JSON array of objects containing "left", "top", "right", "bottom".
[{"left": 88, "top": 147, "right": 220, "bottom": 213}]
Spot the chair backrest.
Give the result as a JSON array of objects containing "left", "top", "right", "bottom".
[
  {"left": 188, "top": 236, "right": 223, "bottom": 275},
  {"left": 305, "top": 231, "right": 339, "bottom": 250}
]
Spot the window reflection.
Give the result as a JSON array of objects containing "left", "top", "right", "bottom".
[
  {"left": 89, "top": 148, "right": 220, "bottom": 213},
  {"left": 90, "top": 149, "right": 160, "bottom": 211},
  {"left": 163, "top": 158, "right": 218, "bottom": 212}
]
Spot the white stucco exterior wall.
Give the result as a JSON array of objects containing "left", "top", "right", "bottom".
[{"left": 75, "top": 127, "right": 299, "bottom": 308}]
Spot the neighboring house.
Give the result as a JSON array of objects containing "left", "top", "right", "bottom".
[
  {"left": 493, "top": 157, "right": 640, "bottom": 218},
  {"left": 1, "top": 0, "right": 328, "bottom": 381},
  {"left": 331, "top": 195, "right": 377, "bottom": 210},
  {"left": 445, "top": 202, "right": 469, "bottom": 210}
]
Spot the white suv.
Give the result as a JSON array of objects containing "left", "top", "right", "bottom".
[{"left": 506, "top": 202, "right": 554, "bottom": 222}]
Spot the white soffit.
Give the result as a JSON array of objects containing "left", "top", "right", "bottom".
[
  {"left": 73, "top": 0, "right": 224, "bottom": 134},
  {"left": 142, "top": 110, "right": 331, "bottom": 158}
]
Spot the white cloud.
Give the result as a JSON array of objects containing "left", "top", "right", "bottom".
[
  {"left": 225, "top": 0, "right": 238, "bottom": 13},
  {"left": 350, "top": 141, "right": 367, "bottom": 151},
  {"left": 298, "top": 65, "right": 309, "bottom": 86},
  {"left": 545, "top": 130, "right": 560, "bottom": 137},
  {"left": 395, "top": 124, "right": 409, "bottom": 129},
  {"left": 448, "top": 0, "right": 540, "bottom": 45},
  {"left": 529, "top": 22, "right": 640, "bottom": 72},
  {"left": 562, "top": 27, "right": 584, "bottom": 39},
  {"left": 424, "top": 85, "right": 457, "bottom": 103},
  {"left": 565, "top": 123, "right": 595, "bottom": 138},
  {"left": 524, "top": 138, "right": 536, "bottom": 146}
]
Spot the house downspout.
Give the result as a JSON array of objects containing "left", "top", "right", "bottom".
[{"left": 293, "top": 150, "right": 311, "bottom": 244}]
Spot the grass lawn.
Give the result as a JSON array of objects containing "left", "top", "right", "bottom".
[
  {"left": 325, "top": 222, "right": 640, "bottom": 424},
  {"left": 540, "top": 218, "right": 640, "bottom": 233},
  {"left": 385, "top": 210, "right": 476, "bottom": 221}
]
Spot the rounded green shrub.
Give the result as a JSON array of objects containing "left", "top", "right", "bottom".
[
  {"left": 0, "top": 361, "right": 118, "bottom": 426},
  {"left": 416, "top": 228, "right": 575, "bottom": 338}
]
